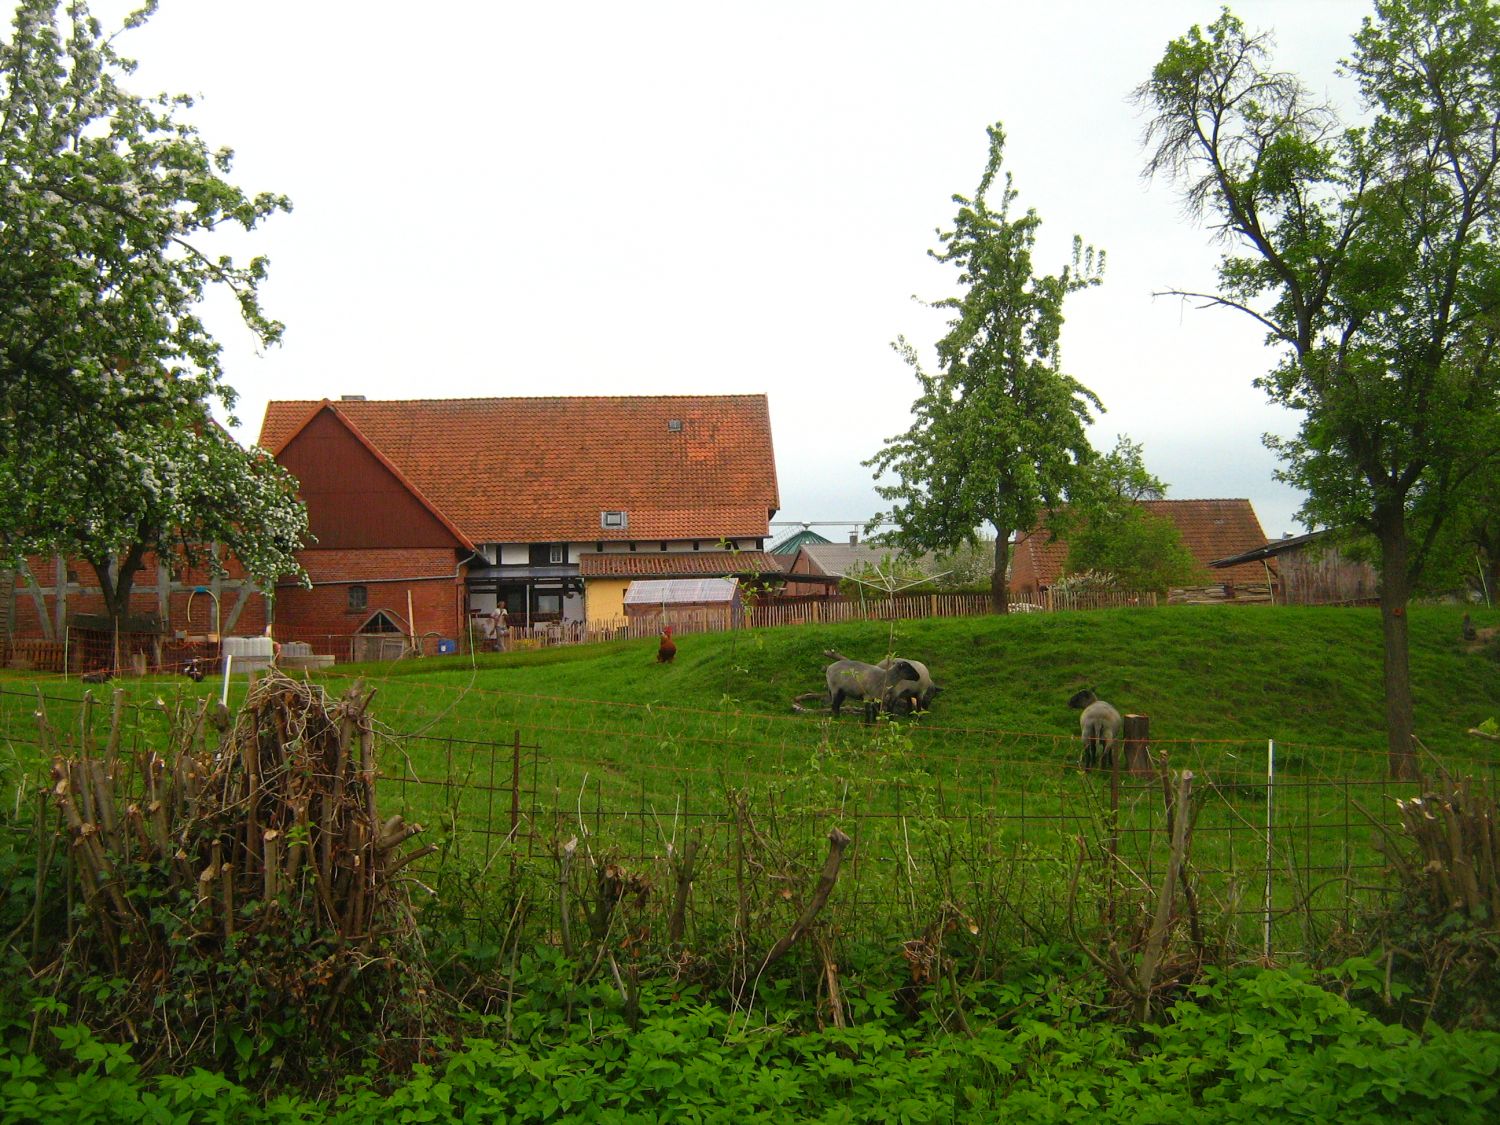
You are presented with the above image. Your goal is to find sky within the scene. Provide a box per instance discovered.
[106,0,1374,543]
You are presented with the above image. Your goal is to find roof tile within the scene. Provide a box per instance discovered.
[260,396,780,543]
[579,550,783,579]
[1016,500,1273,588]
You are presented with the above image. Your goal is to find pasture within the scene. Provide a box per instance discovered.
[5,604,1498,960]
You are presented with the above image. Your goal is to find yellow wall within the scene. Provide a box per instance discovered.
[585,578,630,623]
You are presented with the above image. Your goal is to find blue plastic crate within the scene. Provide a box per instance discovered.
[436,638,457,655]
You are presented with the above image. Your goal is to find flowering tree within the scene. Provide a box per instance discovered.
[0,1,306,637]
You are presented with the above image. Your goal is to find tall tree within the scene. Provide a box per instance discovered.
[0,1,303,638]
[1138,2,1500,777]
[867,123,1105,612]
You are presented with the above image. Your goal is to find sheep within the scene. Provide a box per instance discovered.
[1067,688,1122,770]
[823,650,941,715]
[825,658,921,722]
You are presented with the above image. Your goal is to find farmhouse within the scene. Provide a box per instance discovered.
[1009,499,1274,598]
[257,395,781,649]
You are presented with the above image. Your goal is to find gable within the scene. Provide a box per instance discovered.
[276,408,467,551]
[261,395,780,543]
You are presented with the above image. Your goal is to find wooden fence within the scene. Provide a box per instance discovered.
[3,588,1162,672]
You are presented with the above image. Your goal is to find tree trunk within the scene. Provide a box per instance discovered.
[991,532,1012,614]
[88,549,146,673]
[1375,509,1416,780]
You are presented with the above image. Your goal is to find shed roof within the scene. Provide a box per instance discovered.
[623,578,738,605]
[579,550,782,579]
[794,543,935,578]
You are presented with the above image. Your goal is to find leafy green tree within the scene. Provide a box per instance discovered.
[1063,507,1202,593]
[1137,2,1500,776]
[1057,437,1197,593]
[867,123,1105,613]
[0,1,303,638]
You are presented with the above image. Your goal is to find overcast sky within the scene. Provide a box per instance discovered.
[109,0,1374,542]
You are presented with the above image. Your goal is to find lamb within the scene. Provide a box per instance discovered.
[1067,688,1122,770]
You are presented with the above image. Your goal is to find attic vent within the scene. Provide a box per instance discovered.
[601,510,628,529]
[667,419,683,432]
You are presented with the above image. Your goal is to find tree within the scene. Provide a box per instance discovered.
[1058,437,1199,592]
[1063,507,1202,593]
[0,1,303,640]
[866,123,1105,613]
[1137,2,1500,777]
[2,414,308,633]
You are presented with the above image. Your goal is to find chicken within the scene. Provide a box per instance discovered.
[657,625,677,664]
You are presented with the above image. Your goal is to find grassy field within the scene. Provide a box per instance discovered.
[4,603,1497,955]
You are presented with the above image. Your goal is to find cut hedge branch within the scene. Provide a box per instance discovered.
[760,827,852,970]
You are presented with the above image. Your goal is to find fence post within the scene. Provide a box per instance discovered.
[1263,739,1276,962]
[511,730,522,840]
[1124,714,1151,774]
[1107,736,1120,925]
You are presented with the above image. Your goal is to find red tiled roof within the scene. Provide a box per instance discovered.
[1015,500,1274,589]
[259,396,779,543]
[281,548,460,586]
[578,550,783,579]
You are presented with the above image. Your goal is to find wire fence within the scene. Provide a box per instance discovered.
[9,677,1491,969]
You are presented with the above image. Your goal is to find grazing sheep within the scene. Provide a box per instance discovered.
[1068,688,1122,770]
[823,649,941,715]
[825,658,921,722]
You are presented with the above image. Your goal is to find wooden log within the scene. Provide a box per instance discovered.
[760,827,852,970]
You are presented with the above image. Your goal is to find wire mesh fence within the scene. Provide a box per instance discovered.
[4,677,1493,966]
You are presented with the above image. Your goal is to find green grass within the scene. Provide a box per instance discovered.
[4,604,1496,954]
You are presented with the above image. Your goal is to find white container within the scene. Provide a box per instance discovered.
[222,635,275,674]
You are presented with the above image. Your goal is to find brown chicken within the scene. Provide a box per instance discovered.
[657,625,676,664]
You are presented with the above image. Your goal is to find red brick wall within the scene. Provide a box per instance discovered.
[273,575,466,649]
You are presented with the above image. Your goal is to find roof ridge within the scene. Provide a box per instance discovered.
[266,393,769,405]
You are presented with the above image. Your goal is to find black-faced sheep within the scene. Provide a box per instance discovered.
[825,658,922,722]
[823,649,941,715]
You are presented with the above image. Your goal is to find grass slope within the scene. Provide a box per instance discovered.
[352,604,1499,755]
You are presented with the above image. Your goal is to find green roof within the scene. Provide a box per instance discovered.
[769,528,833,555]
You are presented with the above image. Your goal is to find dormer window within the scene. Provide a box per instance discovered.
[668,419,683,432]
[601,510,628,529]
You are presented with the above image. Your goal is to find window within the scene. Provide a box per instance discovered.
[348,585,367,612]
[601,510,627,529]
[549,545,565,565]
[535,594,562,616]
[667,419,683,432]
